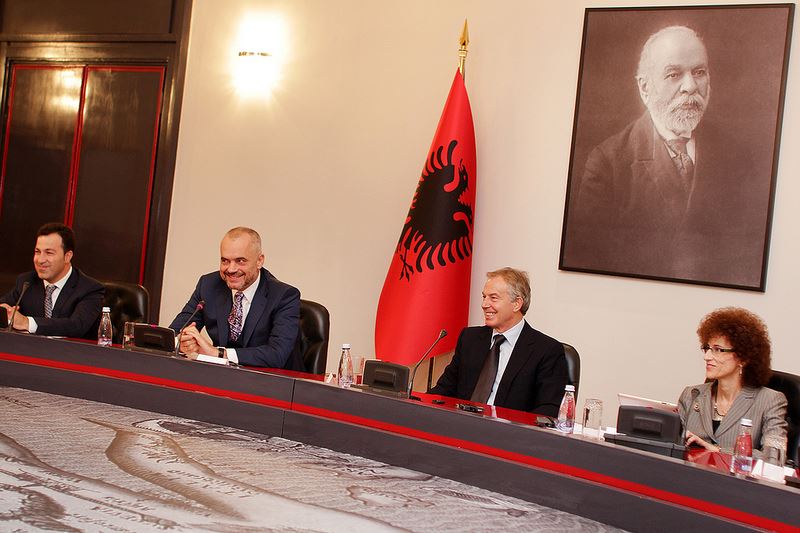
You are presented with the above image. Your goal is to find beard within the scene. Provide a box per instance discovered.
[650,87,709,135]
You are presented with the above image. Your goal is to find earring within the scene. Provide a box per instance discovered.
[739,366,743,376]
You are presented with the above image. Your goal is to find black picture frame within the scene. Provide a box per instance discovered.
[559,4,794,291]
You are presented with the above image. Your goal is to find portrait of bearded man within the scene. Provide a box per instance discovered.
[560,10,792,290]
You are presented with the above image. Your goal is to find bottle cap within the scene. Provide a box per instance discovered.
[342,343,351,349]
[740,418,753,427]
[565,384,575,392]
[102,306,111,312]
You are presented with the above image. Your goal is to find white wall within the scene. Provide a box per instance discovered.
[162,0,800,424]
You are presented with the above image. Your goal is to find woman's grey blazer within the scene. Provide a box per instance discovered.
[678,382,787,455]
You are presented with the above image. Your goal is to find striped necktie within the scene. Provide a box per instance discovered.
[44,284,57,319]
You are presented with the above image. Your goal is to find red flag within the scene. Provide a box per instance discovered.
[375,69,476,366]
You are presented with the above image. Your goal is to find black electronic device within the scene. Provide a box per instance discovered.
[616,405,683,444]
[351,360,410,398]
[535,415,556,428]
[456,403,484,413]
[607,405,686,459]
[0,310,8,329]
[133,324,177,354]
[604,433,687,459]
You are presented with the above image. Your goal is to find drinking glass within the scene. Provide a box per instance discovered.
[581,398,603,438]
[762,434,787,466]
[122,322,136,350]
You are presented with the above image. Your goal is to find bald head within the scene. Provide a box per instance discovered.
[636,26,710,136]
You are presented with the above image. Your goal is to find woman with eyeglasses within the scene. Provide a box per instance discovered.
[678,307,787,454]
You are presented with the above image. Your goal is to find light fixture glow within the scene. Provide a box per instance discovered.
[232,14,288,99]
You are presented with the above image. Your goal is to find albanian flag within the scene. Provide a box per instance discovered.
[375,69,476,366]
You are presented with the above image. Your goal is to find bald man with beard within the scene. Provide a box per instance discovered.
[563,26,767,287]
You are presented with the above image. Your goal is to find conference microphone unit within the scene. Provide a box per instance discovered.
[408,329,447,400]
[7,281,30,332]
[174,300,205,357]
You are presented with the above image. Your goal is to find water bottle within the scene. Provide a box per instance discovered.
[338,343,354,388]
[731,418,753,477]
[556,384,576,433]
[97,306,113,347]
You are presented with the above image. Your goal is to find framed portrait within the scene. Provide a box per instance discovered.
[559,4,794,291]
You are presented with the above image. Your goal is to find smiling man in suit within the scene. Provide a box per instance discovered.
[429,268,568,416]
[1,222,104,338]
[170,226,302,369]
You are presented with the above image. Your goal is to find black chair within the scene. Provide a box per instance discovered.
[101,280,149,344]
[297,299,330,375]
[562,343,581,399]
[767,369,800,465]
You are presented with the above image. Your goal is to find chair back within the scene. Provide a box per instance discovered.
[298,299,330,374]
[562,343,581,399]
[767,369,800,465]
[101,281,149,344]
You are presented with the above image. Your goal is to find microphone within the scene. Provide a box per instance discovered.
[408,329,447,399]
[174,300,205,356]
[8,281,30,332]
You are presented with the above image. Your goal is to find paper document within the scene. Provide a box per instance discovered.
[617,393,678,413]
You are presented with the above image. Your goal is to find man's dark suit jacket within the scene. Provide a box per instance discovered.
[564,111,768,287]
[429,321,569,417]
[169,268,303,370]
[0,269,104,339]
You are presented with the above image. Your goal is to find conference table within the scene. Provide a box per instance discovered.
[0,331,797,532]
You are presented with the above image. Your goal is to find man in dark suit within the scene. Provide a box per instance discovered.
[170,227,302,369]
[430,268,568,416]
[1,222,104,339]
[563,25,767,287]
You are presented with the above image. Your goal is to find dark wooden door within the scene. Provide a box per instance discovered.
[0,62,165,288]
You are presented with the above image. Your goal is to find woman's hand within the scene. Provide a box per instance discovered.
[685,430,720,452]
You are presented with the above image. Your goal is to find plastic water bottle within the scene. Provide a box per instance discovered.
[338,343,354,388]
[556,384,576,433]
[731,418,753,477]
[97,306,113,347]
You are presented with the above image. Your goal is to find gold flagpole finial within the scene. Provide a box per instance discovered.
[458,19,469,79]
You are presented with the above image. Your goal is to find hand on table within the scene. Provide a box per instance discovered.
[685,430,720,452]
[1,303,29,331]
[178,323,216,359]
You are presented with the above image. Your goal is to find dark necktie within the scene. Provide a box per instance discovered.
[228,291,244,342]
[470,334,506,404]
[665,137,694,191]
[44,284,56,319]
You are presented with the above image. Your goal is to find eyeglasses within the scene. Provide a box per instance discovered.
[700,345,735,355]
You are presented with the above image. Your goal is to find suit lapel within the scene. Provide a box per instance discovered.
[240,269,268,347]
[696,384,716,440]
[467,327,494,392]
[216,286,232,346]
[718,386,757,437]
[494,322,533,405]
[51,269,79,317]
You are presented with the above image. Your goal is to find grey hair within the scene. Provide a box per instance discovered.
[487,267,531,315]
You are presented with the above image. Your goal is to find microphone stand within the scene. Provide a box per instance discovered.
[408,329,447,400]
[174,301,205,357]
[8,281,30,332]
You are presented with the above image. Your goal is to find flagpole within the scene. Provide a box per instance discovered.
[458,19,469,80]
[425,19,470,395]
